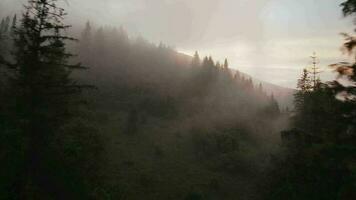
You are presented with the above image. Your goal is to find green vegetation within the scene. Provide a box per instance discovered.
[0,0,355,199]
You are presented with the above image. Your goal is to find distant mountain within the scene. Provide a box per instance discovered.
[236,70,295,110]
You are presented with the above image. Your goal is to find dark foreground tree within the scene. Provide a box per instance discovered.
[0,0,101,199]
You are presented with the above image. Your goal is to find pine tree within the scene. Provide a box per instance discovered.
[216,61,221,68]
[234,71,240,80]
[6,0,94,198]
[3,16,10,33]
[81,21,92,47]
[191,51,201,68]
[0,15,15,63]
[79,21,92,63]
[270,94,280,115]
[11,14,17,31]
[0,19,5,36]
[329,0,356,139]
[246,77,254,89]
[223,58,229,70]
[297,68,312,93]
[0,16,10,42]
[294,68,312,111]
[208,56,214,67]
[258,83,263,93]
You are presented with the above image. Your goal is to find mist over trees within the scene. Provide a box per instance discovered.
[71,21,284,199]
[0,0,355,200]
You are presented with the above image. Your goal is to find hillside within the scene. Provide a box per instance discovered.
[73,24,289,199]
[178,52,295,109]
[1,1,355,200]
[237,71,295,110]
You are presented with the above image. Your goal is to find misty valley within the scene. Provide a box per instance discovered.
[0,0,355,200]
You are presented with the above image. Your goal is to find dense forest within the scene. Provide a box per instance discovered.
[0,0,355,199]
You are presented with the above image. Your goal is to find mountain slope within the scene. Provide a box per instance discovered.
[236,71,295,110]
[179,52,295,109]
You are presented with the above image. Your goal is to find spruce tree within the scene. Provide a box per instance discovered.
[0,16,10,50]
[330,0,356,126]
[79,21,92,63]
[3,16,10,33]
[216,61,221,68]
[223,58,229,70]
[191,51,200,67]
[258,83,263,92]
[6,0,93,198]
[262,94,281,117]
[11,14,17,31]
[294,68,312,111]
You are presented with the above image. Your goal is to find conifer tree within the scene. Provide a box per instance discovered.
[329,0,356,138]
[269,94,280,115]
[216,61,221,68]
[246,77,254,89]
[234,71,241,81]
[3,16,10,33]
[258,83,263,93]
[0,16,10,41]
[11,14,17,30]
[79,21,92,63]
[81,21,92,47]
[294,68,312,111]
[208,56,214,67]
[191,51,201,68]
[297,68,312,93]
[6,0,94,198]
[223,58,229,70]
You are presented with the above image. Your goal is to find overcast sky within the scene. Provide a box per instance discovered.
[1,0,353,88]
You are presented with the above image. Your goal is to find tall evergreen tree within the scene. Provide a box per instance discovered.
[297,68,312,92]
[329,0,356,131]
[2,16,10,33]
[294,68,312,111]
[11,14,17,30]
[2,0,96,198]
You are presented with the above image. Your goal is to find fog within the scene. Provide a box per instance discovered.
[1,0,353,88]
[1,0,355,199]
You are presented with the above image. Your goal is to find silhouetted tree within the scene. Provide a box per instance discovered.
[1,0,99,198]
[294,68,312,111]
[191,51,201,68]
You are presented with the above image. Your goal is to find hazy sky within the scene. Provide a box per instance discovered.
[1,0,353,88]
